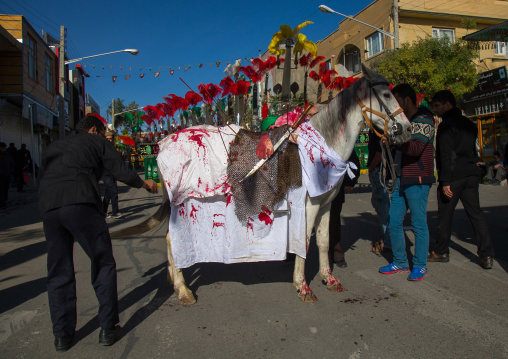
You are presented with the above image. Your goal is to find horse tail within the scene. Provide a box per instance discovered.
[110,173,171,238]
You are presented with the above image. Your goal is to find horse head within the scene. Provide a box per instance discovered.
[359,64,412,146]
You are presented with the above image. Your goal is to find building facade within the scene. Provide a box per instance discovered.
[0,15,58,168]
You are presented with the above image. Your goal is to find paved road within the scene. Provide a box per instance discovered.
[0,176,507,358]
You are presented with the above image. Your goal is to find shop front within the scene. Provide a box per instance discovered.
[462,66,508,159]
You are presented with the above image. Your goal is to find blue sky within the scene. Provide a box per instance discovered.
[2,0,374,118]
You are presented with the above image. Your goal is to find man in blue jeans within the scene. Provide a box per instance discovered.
[379,84,436,281]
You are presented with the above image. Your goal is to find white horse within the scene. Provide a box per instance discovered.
[112,65,411,305]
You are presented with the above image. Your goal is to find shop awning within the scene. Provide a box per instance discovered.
[462,21,508,49]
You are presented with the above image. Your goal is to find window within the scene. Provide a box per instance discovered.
[494,42,506,55]
[27,35,37,80]
[325,60,331,70]
[366,32,384,58]
[432,28,455,42]
[45,54,53,92]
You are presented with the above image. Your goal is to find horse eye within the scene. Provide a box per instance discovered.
[383,93,391,99]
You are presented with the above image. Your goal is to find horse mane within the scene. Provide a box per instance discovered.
[310,70,390,147]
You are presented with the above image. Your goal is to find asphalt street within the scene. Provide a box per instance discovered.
[0,175,507,359]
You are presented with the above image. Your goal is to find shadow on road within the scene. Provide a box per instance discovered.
[0,240,47,272]
[73,262,172,345]
[0,276,47,314]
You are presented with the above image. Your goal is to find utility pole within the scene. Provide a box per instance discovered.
[58,25,66,139]
[393,0,399,50]
[111,98,115,130]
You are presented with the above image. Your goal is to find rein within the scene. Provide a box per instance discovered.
[355,80,404,194]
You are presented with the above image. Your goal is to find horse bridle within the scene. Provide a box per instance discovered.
[355,80,405,143]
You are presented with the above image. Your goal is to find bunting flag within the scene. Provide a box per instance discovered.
[155,72,160,77]
[140,74,145,78]
[112,76,117,83]
[216,62,221,67]
[199,64,204,68]
[184,66,191,71]
[170,70,174,75]
[125,75,130,80]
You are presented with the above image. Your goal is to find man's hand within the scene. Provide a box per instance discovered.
[143,179,158,194]
[442,185,453,198]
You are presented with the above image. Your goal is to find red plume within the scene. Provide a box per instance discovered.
[318,62,328,78]
[309,56,325,68]
[154,103,166,120]
[118,135,135,147]
[239,65,257,79]
[322,69,338,88]
[141,114,154,126]
[265,56,278,70]
[185,91,203,106]
[199,83,222,103]
[299,53,313,68]
[262,103,269,119]
[251,58,266,72]
[88,113,107,126]
[220,76,236,97]
[233,80,251,96]
[309,71,320,82]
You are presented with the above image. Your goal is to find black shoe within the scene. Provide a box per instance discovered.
[99,325,121,346]
[334,260,348,268]
[54,335,74,352]
[479,256,494,269]
[427,251,450,263]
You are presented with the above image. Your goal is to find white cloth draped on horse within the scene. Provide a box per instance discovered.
[157,124,356,268]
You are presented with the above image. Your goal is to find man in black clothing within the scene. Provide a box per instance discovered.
[429,90,494,269]
[102,132,121,218]
[329,150,361,267]
[39,115,158,352]
[0,142,14,207]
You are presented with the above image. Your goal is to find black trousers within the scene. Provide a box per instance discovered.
[329,194,345,263]
[43,204,119,338]
[0,174,9,206]
[102,174,119,215]
[436,175,494,258]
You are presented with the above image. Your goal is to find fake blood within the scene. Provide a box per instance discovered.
[212,214,225,228]
[190,204,198,220]
[258,206,273,225]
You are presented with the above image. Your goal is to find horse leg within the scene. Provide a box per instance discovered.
[166,232,196,306]
[293,199,319,303]
[315,209,345,293]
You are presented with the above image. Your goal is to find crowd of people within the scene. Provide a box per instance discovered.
[353,87,502,282]
[0,142,34,207]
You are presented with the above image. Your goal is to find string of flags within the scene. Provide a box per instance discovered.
[82,57,259,82]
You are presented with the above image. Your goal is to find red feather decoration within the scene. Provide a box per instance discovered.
[118,135,135,147]
[185,91,203,106]
[239,65,257,80]
[321,69,338,88]
[206,83,222,99]
[261,103,269,120]
[318,62,328,78]
[233,81,251,96]
[88,113,107,126]
[265,56,278,70]
[299,53,313,68]
[220,77,236,97]
[309,56,325,69]
[154,103,166,120]
[251,58,266,72]
[140,114,154,126]
[309,71,320,82]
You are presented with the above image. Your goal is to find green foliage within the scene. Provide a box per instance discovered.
[106,99,142,135]
[371,37,478,100]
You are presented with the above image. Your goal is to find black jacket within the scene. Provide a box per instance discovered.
[39,133,144,216]
[436,107,482,186]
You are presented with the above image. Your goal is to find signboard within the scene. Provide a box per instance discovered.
[473,66,507,93]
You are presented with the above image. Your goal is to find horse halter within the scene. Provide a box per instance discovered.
[355,79,405,142]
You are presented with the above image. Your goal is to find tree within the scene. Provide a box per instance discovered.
[107,99,143,134]
[371,37,478,100]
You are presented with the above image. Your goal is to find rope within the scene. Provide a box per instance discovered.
[379,139,397,194]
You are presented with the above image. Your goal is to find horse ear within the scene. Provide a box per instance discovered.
[361,64,377,82]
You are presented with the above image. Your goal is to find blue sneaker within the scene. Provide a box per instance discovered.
[407,267,427,281]
[379,262,410,274]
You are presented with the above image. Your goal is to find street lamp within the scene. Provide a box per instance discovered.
[65,49,139,65]
[318,5,394,38]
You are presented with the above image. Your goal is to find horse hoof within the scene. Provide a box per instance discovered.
[179,294,197,306]
[298,291,318,302]
[327,282,345,292]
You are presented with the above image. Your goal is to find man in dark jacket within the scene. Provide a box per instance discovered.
[429,90,494,269]
[379,84,435,281]
[39,115,158,352]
